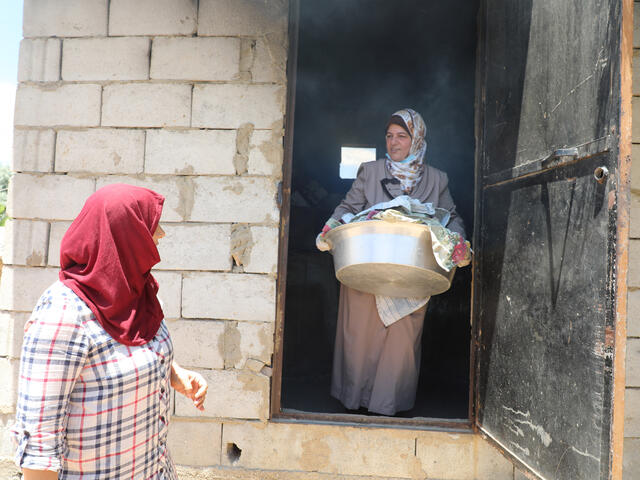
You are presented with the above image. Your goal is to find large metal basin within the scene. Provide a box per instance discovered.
[324,221,455,298]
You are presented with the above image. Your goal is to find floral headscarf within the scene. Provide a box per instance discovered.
[385,108,427,194]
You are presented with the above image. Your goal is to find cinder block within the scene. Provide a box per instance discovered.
[23,0,108,37]
[252,35,287,84]
[632,144,640,192]
[629,290,640,337]
[182,273,275,321]
[192,84,285,129]
[174,368,269,419]
[624,438,640,480]
[109,0,197,36]
[96,176,191,222]
[198,0,287,36]
[0,266,60,312]
[168,319,224,369]
[18,38,61,82]
[0,312,29,359]
[152,270,182,319]
[627,338,640,387]
[2,219,49,267]
[221,422,428,477]
[636,3,640,49]
[102,84,191,128]
[150,37,240,81]
[8,173,95,221]
[631,240,640,287]
[145,130,236,176]
[156,224,231,271]
[55,129,145,174]
[634,50,640,97]
[12,129,55,172]
[47,221,71,267]
[244,226,278,274]
[190,177,279,223]
[416,433,474,479]
[475,436,517,480]
[168,419,222,467]
[62,37,150,81]
[0,358,19,412]
[14,84,101,127]
[248,130,283,176]
[227,321,274,369]
[632,193,640,238]
[625,388,640,436]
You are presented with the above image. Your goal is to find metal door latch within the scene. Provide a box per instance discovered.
[594,166,609,184]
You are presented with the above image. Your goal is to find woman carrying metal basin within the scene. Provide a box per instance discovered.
[316,108,469,416]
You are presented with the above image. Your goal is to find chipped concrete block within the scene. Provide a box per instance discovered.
[14,84,101,127]
[62,37,150,81]
[151,37,240,81]
[151,270,182,319]
[102,84,191,128]
[8,173,95,221]
[18,38,61,82]
[634,98,640,144]
[12,129,55,172]
[233,124,254,175]
[190,177,279,224]
[475,436,517,480]
[168,419,222,467]
[109,0,197,36]
[23,0,108,37]
[224,321,274,369]
[156,223,231,271]
[416,433,475,479]
[627,338,640,387]
[230,224,252,267]
[55,129,145,174]
[248,128,283,177]
[244,226,279,274]
[0,266,60,312]
[47,221,71,267]
[625,388,640,436]
[145,130,236,176]
[631,240,640,287]
[634,50,640,97]
[0,358,19,413]
[96,175,191,223]
[198,0,287,36]
[252,34,288,84]
[168,319,224,369]
[174,368,269,419]
[192,84,285,129]
[221,422,429,477]
[629,290,640,337]
[182,273,275,322]
[636,3,640,49]
[2,219,49,267]
[0,312,29,359]
[624,438,640,480]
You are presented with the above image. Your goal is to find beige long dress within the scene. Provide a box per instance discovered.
[330,285,428,415]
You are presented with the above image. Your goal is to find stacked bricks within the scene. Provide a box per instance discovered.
[626,3,640,478]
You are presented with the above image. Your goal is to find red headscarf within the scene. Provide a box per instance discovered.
[59,184,165,346]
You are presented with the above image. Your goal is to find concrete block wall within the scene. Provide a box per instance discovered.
[627,4,640,478]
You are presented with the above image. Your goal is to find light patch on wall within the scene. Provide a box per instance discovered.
[340,146,376,179]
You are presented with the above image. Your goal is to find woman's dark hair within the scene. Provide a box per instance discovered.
[385,115,411,137]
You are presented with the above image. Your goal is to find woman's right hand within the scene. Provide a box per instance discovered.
[315,218,341,252]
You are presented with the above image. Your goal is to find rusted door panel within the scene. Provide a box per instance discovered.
[477,154,614,479]
[475,0,622,478]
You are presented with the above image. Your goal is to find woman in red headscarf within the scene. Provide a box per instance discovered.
[12,184,207,480]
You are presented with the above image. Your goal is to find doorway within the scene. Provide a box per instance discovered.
[276,0,479,422]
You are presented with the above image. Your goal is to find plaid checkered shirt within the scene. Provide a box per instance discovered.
[12,281,177,479]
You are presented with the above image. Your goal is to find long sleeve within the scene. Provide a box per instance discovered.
[12,290,90,472]
[437,172,466,238]
[330,163,369,222]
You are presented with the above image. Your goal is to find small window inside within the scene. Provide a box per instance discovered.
[339,146,376,179]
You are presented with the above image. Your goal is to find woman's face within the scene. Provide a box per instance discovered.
[152,224,165,245]
[385,124,412,162]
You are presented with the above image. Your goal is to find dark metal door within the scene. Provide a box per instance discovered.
[474,1,628,478]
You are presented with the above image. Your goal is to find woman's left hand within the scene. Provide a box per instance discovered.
[170,362,208,411]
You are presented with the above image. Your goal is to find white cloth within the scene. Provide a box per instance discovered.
[375,294,430,327]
